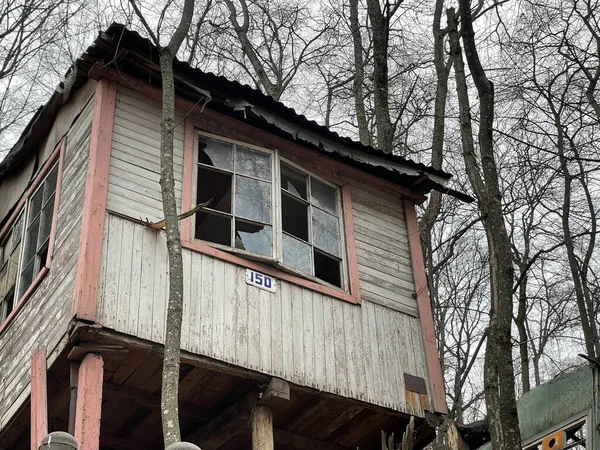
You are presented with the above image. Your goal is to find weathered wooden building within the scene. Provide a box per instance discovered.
[0,24,468,450]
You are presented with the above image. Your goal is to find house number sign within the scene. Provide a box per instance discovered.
[245,269,276,293]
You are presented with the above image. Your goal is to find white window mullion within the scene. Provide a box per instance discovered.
[274,152,282,263]
[14,200,30,300]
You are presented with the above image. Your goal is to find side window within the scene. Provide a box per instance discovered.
[280,163,343,287]
[0,213,24,323]
[195,137,273,257]
[19,163,59,298]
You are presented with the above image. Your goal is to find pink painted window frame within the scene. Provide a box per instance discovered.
[181,118,361,304]
[0,138,66,334]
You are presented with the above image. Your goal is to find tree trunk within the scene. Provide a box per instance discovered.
[365,0,393,153]
[349,0,370,146]
[158,47,186,446]
[450,3,521,449]
[515,265,530,393]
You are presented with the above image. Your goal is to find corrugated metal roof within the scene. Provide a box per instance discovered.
[0,23,472,202]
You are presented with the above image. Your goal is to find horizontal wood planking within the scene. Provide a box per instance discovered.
[107,87,184,221]
[349,183,417,315]
[97,214,430,415]
[0,98,94,428]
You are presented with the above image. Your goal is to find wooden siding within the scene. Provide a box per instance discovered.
[350,183,416,316]
[97,213,429,415]
[107,86,417,315]
[0,96,94,429]
[107,87,183,221]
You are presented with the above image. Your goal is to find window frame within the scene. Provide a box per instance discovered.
[182,121,360,304]
[0,139,65,332]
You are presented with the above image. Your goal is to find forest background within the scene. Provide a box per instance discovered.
[1,0,599,446]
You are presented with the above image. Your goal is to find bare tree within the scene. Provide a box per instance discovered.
[127,0,195,445]
[449,1,521,448]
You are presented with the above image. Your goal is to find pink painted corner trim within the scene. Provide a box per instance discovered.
[74,353,104,450]
[72,79,117,321]
[341,184,361,300]
[404,200,447,414]
[30,348,48,450]
[181,118,360,305]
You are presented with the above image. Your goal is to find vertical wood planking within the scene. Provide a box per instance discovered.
[211,259,225,361]
[151,232,167,343]
[302,291,314,386]
[259,289,273,373]
[291,285,304,383]
[223,263,237,365]
[280,282,294,379]
[270,281,283,377]
[199,255,213,356]
[127,224,142,337]
[96,214,433,416]
[138,227,156,341]
[234,266,248,367]
[188,251,202,354]
[312,293,326,389]
[116,220,134,332]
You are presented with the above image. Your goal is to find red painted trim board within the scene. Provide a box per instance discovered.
[181,118,361,304]
[89,66,426,204]
[404,200,447,414]
[74,353,104,450]
[30,348,48,450]
[72,78,117,321]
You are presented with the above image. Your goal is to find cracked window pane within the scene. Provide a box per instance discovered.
[199,138,233,171]
[236,146,271,180]
[312,207,340,257]
[311,178,337,214]
[235,220,272,256]
[235,175,271,224]
[281,163,307,199]
[283,234,312,274]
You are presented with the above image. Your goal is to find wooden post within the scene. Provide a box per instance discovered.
[251,405,274,450]
[74,353,104,450]
[31,348,48,450]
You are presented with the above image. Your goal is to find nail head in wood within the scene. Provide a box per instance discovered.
[39,431,78,449]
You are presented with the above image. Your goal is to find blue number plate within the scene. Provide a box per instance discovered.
[245,269,276,293]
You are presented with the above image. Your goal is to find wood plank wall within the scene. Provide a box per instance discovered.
[0,95,94,429]
[98,86,431,415]
[97,214,428,414]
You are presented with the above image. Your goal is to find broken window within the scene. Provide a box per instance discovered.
[280,163,342,287]
[195,138,273,257]
[193,134,345,289]
[0,161,59,325]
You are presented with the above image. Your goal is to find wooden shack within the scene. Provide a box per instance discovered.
[0,24,467,450]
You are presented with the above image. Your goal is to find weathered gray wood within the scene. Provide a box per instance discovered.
[251,406,274,450]
[0,96,93,428]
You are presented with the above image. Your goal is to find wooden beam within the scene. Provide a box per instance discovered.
[274,429,351,450]
[259,378,290,407]
[184,390,258,449]
[251,406,273,450]
[30,348,48,450]
[74,353,104,450]
[70,324,269,383]
[102,382,208,422]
